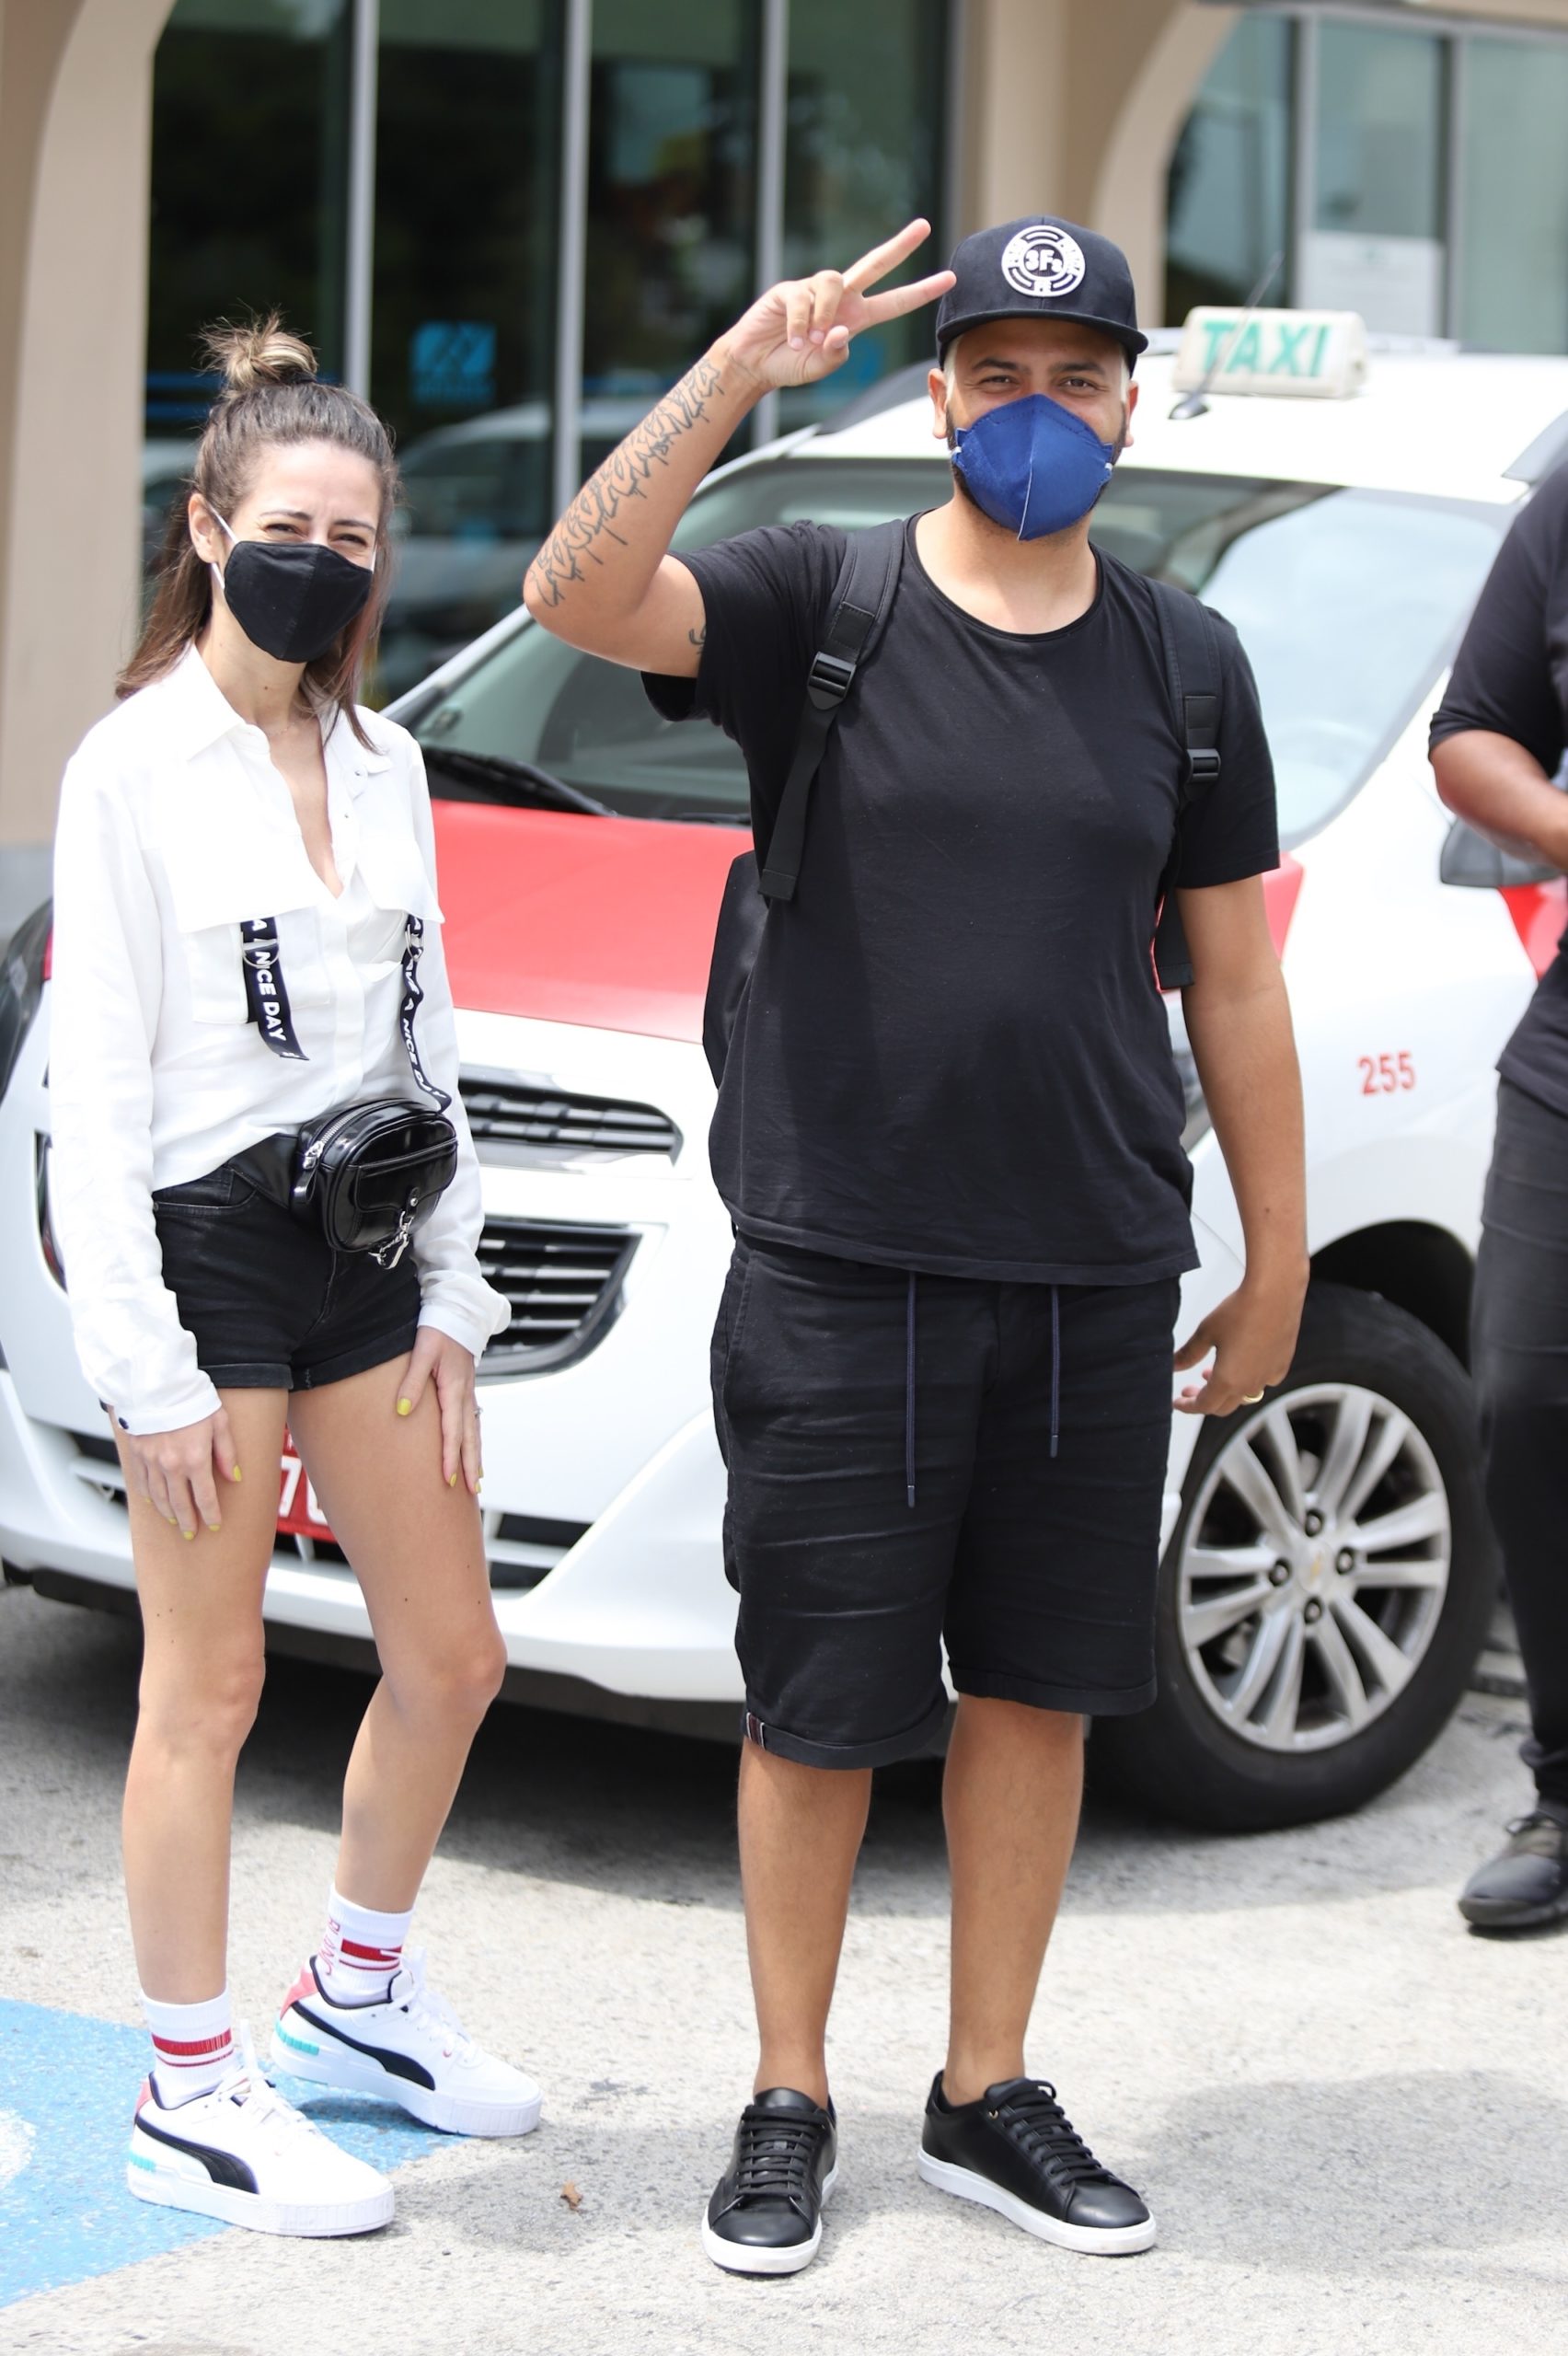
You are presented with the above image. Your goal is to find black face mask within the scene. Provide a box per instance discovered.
[211,511,375,664]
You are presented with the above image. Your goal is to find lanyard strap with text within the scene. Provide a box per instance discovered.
[240,913,451,1114]
[239,918,306,1062]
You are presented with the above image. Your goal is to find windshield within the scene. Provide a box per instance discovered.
[409,456,1506,843]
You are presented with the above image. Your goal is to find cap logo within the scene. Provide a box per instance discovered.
[1000,225,1087,302]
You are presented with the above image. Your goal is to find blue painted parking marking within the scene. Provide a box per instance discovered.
[0,2000,445,2308]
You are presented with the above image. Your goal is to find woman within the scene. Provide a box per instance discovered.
[50,318,538,2238]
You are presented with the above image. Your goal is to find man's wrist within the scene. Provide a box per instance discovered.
[707,334,768,408]
[1239,1250,1309,1304]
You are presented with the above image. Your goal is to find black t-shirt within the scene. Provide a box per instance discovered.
[1431,460,1568,1120]
[646,518,1279,1283]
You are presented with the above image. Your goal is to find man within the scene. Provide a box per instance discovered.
[525,216,1306,2271]
[1432,462,1568,1933]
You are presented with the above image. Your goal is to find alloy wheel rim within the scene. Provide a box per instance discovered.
[1176,1383,1451,1754]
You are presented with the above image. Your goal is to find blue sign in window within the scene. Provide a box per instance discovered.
[410,322,497,410]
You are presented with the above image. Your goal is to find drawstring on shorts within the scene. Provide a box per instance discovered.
[905,1271,917,1509]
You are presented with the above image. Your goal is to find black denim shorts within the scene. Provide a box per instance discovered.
[711,1235,1181,1770]
[151,1159,421,1394]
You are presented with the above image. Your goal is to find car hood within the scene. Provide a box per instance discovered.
[431,802,1305,1046]
[432,802,742,1044]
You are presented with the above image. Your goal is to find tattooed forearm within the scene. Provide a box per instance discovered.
[528,359,728,611]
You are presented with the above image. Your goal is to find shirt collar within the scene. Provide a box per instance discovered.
[160,643,393,779]
[163,642,250,760]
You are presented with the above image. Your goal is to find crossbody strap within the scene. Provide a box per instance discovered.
[396,916,452,1113]
[1148,581,1225,991]
[755,517,906,905]
[239,912,451,1114]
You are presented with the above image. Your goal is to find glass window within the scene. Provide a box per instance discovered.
[1458,38,1568,356]
[1148,482,1501,844]
[1300,23,1447,335]
[372,0,561,700]
[410,458,943,823]
[777,0,949,428]
[409,456,1503,847]
[579,1,758,480]
[146,0,352,433]
[1165,15,1293,321]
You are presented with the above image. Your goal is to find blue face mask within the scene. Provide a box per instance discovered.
[951,392,1118,540]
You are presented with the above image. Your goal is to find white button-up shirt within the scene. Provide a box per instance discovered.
[49,644,509,1434]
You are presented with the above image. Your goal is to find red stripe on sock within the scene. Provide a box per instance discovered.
[339,1939,401,1964]
[152,2031,234,2059]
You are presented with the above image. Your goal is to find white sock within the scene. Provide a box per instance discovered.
[316,1885,414,2007]
[143,1988,234,2107]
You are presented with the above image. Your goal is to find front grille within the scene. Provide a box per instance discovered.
[478,1217,637,1370]
[459,1070,680,1161]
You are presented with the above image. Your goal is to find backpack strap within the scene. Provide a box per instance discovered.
[756,517,906,904]
[1148,579,1225,990]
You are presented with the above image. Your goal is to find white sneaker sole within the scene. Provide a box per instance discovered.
[700,2162,838,2276]
[127,2141,393,2238]
[271,2020,542,2139]
[917,2149,1156,2255]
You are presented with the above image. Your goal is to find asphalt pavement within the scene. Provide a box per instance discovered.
[2,1575,1566,2356]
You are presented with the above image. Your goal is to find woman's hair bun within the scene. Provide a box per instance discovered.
[202,312,317,396]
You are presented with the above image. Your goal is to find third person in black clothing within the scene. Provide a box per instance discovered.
[525,216,1307,2269]
[1433,456,1568,1933]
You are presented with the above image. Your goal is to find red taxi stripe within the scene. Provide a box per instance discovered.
[432,805,737,1045]
[1501,879,1568,979]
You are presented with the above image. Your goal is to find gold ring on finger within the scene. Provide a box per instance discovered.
[1241,1390,1265,1404]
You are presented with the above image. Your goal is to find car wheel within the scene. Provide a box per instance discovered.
[1094,1280,1496,1832]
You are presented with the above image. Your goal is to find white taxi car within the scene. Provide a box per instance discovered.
[3,315,1560,1830]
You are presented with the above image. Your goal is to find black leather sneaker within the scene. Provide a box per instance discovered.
[919,2073,1154,2255]
[701,2087,837,2275]
[1458,1807,1568,1932]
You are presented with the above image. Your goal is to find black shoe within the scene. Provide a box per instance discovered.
[1458,1807,1568,1932]
[701,2087,837,2275]
[919,2073,1155,2255]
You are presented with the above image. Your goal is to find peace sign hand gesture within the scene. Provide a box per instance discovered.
[721,218,956,392]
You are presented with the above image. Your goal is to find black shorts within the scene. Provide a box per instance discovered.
[711,1237,1181,1770]
[151,1159,421,1394]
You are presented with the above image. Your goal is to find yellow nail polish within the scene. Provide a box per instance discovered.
[207,1521,221,1532]
[182,1530,194,1543]
[232,1466,243,1484]
[448,1472,458,1487]
[397,1398,412,1417]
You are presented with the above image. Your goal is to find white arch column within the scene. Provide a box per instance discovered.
[0,0,174,911]
[953,0,1237,318]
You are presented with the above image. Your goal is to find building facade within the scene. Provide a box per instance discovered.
[1170,2,1568,349]
[6,0,1568,914]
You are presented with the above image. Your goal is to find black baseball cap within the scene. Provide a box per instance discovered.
[935,215,1147,366]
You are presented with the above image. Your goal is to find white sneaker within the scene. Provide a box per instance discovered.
[271,1950,543,2138]
[127,2027,394,2237]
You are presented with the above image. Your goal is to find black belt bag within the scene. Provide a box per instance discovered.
[237,911,458,1268]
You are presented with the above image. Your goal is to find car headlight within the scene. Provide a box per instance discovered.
[0,901,50,1106]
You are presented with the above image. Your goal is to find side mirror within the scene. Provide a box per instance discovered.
[1438,818,1561,890]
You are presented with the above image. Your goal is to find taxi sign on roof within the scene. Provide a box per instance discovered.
[1173,307,1368,400]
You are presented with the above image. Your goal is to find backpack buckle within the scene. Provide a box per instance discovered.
[1186,747,1221,786]
[806,650,857,708]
